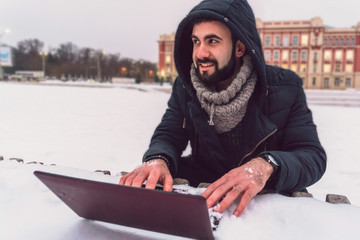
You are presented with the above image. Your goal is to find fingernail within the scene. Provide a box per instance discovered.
[233,211,240,217]
[214,203,221,211]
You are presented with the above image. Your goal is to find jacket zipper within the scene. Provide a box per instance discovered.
[238,128,277,167]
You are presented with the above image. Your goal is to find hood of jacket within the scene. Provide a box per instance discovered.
[174,0,267,95]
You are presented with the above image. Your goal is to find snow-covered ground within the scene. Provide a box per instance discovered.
[1,81,360,240]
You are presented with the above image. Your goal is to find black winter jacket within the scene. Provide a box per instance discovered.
[143,0,326,193]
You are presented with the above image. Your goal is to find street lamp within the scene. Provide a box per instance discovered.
[39,51,48,77]
[0,28,11,79]
[95,50,106,82]
[160,70,165,86]
[121,67,127,76]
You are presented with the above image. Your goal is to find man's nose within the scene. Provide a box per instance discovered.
[196,44,210,60]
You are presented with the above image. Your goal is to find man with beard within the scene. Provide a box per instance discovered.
[120,0,326,217]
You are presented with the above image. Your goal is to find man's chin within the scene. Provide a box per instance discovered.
[195,68,217,86]
[199,74,218,86]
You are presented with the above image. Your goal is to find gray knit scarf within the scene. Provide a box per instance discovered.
[190,54,257,133]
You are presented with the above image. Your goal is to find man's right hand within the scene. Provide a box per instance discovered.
[119,159,173,192]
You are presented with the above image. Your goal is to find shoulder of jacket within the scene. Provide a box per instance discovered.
[265,65,303,88]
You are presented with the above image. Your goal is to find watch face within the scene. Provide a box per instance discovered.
[266,155,279,167]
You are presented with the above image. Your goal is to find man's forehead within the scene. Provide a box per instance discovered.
[192,20,231,37]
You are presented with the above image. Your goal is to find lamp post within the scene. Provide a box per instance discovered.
[39,51,48,77]
[160,70,165,86]
[88,50,106,82]
[94,50,106,82]
[0,28,11,79]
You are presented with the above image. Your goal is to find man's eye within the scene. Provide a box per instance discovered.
[209,39,218,44]
[192,39,200,44]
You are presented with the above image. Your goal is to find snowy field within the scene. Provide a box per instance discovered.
[1,81,360,240]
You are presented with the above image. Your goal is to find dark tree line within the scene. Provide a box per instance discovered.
[6,39,158,82]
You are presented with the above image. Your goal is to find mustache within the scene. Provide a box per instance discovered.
[196,58,218,66]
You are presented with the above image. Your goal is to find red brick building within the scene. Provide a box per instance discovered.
[158,17,360,89]
[158,33,177,82]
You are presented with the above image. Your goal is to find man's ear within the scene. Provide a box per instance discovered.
[235,40,246,57]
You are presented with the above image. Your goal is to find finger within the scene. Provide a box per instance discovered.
[124,173,137,186]
[120,168,140,185]
[201,176,228,199]
[132,170,149,188]
[145,169,160,190]
[119,174,127,185]
[162,174,173,192]
[205,182,233,209]
[214,185,245,213]
[233,190,254,217]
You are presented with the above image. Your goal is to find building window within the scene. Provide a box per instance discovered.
[314,52,318,61]
[324,64,331,73]
[346,38,350,45]
[301,35,309,46]
[345,64,353,72]
[324,50,332,61]
[292,35,299,46]
[324,78,329,88]
[282,64,289,69]
[341,38,344,46]
[273,51,279,60]
[335,50,343,61]
[165,45,172,52]
[282,50,289,61]
[265,51,271,61]
[334,78,340,86]
[346,78,351,87]
[300,64,307,72]
[324,38,328,46]
[330,38,333,46]
[301,51,307,61]
[352,38,356,46]
[335,38,339,46]
[291,64,297,72]
[265,36,271,46]
[346,50,354,61]
[313,63,317,73]
[292,51,298,61]
[275,36,280,46]
[312,77,316,86]
[335,64,341,72]
[165,55,171,64]
[283,36,289,47]
[314,37,318,46]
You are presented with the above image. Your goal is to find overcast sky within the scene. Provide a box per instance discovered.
[1,0,359,62]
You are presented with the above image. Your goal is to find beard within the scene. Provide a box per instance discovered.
[194,50,237,87]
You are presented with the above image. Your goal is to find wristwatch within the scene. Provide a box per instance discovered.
[262,154,280,170]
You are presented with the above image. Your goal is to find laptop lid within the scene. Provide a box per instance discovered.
[34,171,214,240]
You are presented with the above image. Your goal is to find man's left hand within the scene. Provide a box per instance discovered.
[201,157,274,217]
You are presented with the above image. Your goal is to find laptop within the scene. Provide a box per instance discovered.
[34,171,214,240]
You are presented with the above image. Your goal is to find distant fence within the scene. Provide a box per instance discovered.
[305,89,360,107]
[111,78,135,84]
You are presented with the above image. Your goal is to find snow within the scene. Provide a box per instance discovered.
[1,81,360,240]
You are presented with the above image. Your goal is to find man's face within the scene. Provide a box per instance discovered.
[191,21,236,85]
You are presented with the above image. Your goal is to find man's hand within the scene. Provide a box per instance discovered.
[119,159,173,192]
[201,157,274,217]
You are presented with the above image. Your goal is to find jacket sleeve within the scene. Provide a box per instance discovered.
[261,73,327,193]
[142,78,189,175]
